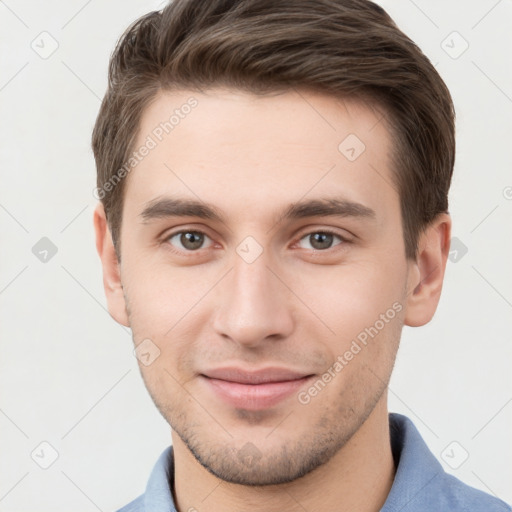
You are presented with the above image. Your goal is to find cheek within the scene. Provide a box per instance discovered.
[122,259,218,335]
[297,260,405,339]
[123,263,215,380]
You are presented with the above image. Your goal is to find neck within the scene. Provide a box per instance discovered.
[172,398,395,512]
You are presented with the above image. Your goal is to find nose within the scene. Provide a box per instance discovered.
[212,250,295,348]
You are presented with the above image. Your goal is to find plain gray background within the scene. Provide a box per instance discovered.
[1,0,511,510]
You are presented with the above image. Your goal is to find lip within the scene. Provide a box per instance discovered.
[200,367,314,410]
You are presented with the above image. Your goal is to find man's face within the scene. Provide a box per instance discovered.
[113,88,415,484]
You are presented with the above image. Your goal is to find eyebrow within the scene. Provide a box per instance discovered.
[139,196,376,225]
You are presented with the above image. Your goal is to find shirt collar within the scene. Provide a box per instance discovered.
[143,444,176,512]
[380,413,443,511]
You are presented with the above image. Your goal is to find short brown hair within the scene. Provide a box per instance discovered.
[92,0,455,260]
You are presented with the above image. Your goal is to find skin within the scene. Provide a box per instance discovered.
[94,88,451,512]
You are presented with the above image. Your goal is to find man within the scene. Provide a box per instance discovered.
[92,0,510,510]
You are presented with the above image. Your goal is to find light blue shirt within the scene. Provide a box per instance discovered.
[117,413,510,511]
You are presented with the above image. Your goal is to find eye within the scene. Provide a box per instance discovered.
[166,230,213,251]
[297,231,345,250]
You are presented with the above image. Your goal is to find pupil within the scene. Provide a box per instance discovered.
[181,232,203,250]
[311,232,332,250]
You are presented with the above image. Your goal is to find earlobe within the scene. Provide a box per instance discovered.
[403,213,452,327]
[93,203,130,327]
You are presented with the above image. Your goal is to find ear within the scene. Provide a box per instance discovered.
[93,203,130,327]
[403,213,452,327]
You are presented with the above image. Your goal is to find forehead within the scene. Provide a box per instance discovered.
[123,88,398,225]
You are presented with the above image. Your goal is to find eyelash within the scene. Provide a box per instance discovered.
[161,228,351,255]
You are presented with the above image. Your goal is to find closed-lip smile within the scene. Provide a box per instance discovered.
[200,366,314,410]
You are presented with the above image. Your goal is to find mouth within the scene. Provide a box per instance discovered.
[200,366,315,410]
